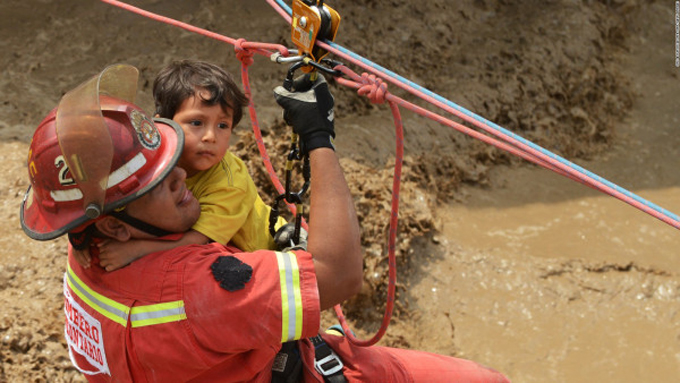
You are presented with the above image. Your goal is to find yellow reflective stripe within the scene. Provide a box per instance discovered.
[66,264,187,328]
[276,252,289,342]
[66,264,130,326]
[276,252,304,342]
[289,252,303,340]
[130,301,187,328]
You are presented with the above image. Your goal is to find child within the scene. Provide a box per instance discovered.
[75,60,286,271]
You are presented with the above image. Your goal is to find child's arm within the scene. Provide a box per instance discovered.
[98,230,210,271]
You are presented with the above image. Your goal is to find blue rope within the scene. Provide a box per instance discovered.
[272,0,680,224]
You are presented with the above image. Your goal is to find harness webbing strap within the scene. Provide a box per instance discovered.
[310,335,346,383]
[271,335,347,383]
[271,341,302,383]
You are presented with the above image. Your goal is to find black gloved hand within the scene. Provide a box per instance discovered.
[273,74,335,154]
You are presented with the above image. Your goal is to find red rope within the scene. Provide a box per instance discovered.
[331,71,401,346]
[101,0,666,348]
[235,40,305,226]
[100,0,289,58]
[316,40,680,229]
[100,0,303,223]
[266,0,293,23]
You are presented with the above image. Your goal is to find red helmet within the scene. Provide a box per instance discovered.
[20,64,184,240]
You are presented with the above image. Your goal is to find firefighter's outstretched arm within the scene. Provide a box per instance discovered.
[274,74,362,310]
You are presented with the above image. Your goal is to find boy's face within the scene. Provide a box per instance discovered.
[173,89,234,177]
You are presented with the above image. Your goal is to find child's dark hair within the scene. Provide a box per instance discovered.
[153,60,249,126]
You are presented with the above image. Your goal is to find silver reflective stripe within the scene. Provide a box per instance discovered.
[66,265,187,328]
[281,251,297,340]
[66,270,129,326]
[107,152,146,188]
[51,188,84,202]
[276,252,303,342]
[130,303,187,328]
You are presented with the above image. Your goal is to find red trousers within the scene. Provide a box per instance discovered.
[300,334,510,382]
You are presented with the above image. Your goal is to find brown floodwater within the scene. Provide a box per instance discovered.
[423,171,680,382]
[401,4,680,382]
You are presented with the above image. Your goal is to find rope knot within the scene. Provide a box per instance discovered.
[357,73,388,104]
[234,38,255,67]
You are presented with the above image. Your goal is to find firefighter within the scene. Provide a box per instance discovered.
[21,64,509,382]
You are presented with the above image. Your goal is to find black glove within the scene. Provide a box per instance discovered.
[273,74,335,154]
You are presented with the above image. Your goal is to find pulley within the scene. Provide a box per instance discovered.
[290,0,341,68]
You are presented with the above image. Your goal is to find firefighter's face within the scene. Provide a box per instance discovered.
[125,166,200,234]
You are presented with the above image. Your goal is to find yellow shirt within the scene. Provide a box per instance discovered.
[185,152,285,252]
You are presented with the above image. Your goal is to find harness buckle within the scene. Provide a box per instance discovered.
[314,349,344,376]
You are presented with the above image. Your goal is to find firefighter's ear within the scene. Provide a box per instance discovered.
[95,216,132,242]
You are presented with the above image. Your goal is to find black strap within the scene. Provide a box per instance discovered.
[271,335,347,383]
[271,341,302,383]
[67,224,96,250]
[109,209,174,237]
[310,335,347,383]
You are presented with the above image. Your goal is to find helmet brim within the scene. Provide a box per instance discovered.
[20,117,184,240]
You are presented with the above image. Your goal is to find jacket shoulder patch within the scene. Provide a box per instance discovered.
[210,256,253,292]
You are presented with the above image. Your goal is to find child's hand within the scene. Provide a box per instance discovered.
[97,234,205,272]
[73,248,92,269]
[97,239,143,272]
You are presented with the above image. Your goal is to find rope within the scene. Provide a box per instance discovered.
[99,1,304,224]
[235,39,305,226]
[268,0,680,230]
[332,71,401,346]
[100,0,680,348]
[99,0,289,58]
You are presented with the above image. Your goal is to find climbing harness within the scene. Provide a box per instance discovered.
[269,55,342,246]
[101,0,680,351]
[268,132,310,245]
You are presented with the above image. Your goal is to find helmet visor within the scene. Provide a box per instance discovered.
[56,64,139,218]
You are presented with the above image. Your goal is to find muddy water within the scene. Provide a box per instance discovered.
[426,166,680,382]
[403,3,680,382]
[408,132,680,381]
[444,171,680,271]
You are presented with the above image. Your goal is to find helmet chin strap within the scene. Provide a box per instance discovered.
[66,209,173,254]
[68,225,96,251]
[109,209,174,238]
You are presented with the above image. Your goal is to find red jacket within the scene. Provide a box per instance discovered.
[64,242,510,382]
[64,242,320,382]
